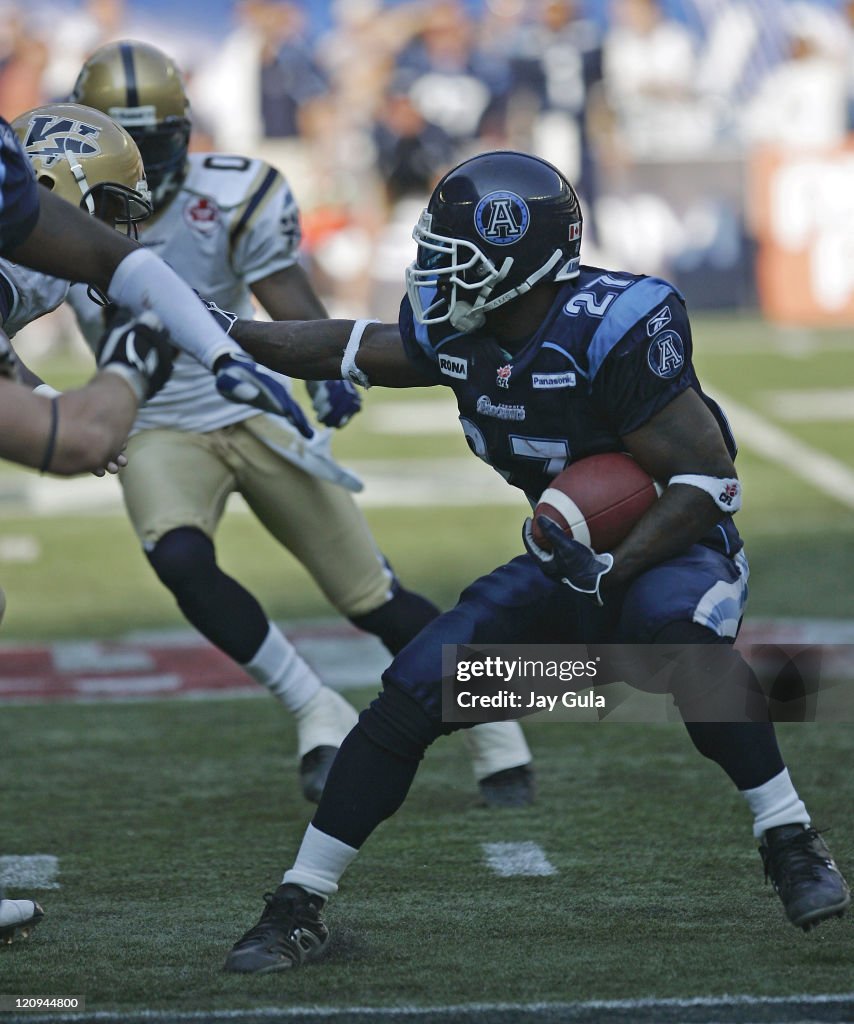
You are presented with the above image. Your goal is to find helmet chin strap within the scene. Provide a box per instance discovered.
[449,302,487,332]
[449,249,566,333]
[69,161,96,215]
[449,255,513,332]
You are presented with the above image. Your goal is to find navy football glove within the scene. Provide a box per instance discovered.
[214,353,314,438]
[523,515,614,606]
[306,379,362,428]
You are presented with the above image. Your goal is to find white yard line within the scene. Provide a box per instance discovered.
[713,390,854,509]
[11,993,854,1023]
[762,388,854,422]
[0,855,60,890]
[482,841,558,878]
[0,457,523,517]
[364,400,460,434]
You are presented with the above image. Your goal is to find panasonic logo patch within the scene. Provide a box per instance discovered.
[532,371,576,390]
[439,354,468,380]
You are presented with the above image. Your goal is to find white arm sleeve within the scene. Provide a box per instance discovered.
[106,248,242,370]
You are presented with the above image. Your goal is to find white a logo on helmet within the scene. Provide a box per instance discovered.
[474,191,529,245]
[23,115,102,169]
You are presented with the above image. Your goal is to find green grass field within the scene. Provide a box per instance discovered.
[2,702,853,1019]
[1,314,854,1023]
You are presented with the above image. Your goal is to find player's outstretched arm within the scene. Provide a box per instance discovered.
[0,314,174,475]
[8,189,237,370]
[8,189,313,420]
[230,318,435,389]
[251,265,362,427]
[2,338,128,478]
[0,372,135,475]
[607,389,739,588]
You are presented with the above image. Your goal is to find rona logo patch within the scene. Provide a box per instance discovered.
[439,354,468,380]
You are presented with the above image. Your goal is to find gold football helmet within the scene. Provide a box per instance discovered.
[70,40,191,208]
[11,103,152,234]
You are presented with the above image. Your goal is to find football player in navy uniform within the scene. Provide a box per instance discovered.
[106,150,854,966]
[216,149,848,969]
[218,150,849,971]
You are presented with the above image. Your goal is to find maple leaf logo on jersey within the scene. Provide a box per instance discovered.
[184,196,221,233]
[496,364,512,389]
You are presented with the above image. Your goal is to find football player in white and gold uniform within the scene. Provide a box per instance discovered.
[68,41,535,807]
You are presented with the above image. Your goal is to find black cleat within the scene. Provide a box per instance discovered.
[0,899,44,945]
[479,764,535,808]
[759,824,851,931]
[299,746,338,804]
[224,884,329,974]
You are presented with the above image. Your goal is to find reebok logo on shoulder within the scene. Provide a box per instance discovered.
[646,306,672,336]
[439,354,468,380]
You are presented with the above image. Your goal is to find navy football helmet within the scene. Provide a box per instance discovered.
[405,151,582,333]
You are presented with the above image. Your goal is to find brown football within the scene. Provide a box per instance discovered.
[532,453,661,553]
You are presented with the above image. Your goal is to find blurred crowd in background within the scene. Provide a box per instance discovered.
[2,0,854,327]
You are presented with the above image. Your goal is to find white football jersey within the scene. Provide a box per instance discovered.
[0,260,70,338]
[68,152,302,434]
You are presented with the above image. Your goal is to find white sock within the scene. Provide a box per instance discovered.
[243,624,321,713]
[742,767,811,839]
[460,721,532,781]
[0,898,39,927]
[282,824,359,897]
[107,249,242,369]
[293,687,359,757]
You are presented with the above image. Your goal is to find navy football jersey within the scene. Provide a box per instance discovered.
[0,116,40,257]
[400,265,741,554]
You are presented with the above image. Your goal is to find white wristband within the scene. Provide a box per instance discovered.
[33,383,61,398]
[100,364,145,403]
[341,319,379,389]
[669,474,742,513]
[106,248,241,370]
